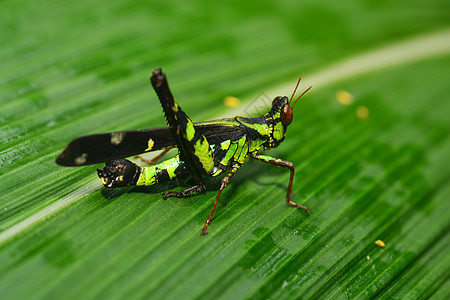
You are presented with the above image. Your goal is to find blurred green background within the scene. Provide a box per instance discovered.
[1,0,449,299]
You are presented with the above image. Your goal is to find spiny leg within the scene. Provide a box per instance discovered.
[202,165,241,235]
[135,148,172,164]
[162,184,206,199]
[251,154,309,214]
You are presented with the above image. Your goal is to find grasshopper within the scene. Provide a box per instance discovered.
[56,69,311,235]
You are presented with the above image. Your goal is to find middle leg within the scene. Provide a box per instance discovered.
[202,164,241,235]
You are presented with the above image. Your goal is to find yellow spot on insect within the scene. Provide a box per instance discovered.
[100,177,107,185]
[194,138,214,173]
[220,140,231,150]
[145,138,155,151]
[110,132,125,145]
[336,90,353,105]
[357,105,370,119]
[223,96,241,108]
[186,122,195,141]
[74,153,88,165]
[375,240,385,248]
[172,102,179,112]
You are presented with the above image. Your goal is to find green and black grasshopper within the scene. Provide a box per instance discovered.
[56,69,312,235]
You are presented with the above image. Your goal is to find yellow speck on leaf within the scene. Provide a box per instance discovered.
[336,90,353,105]
[375,240,385,248]
[224,96,241,108]
[357,105,370,119]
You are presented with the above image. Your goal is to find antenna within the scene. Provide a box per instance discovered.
[289,76,302,105]
[292,85,312,110]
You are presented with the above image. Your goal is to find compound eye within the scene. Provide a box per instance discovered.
[280,104,293,126]
[272,96,283,105]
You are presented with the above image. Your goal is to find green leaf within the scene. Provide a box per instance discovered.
[1,1,449,299]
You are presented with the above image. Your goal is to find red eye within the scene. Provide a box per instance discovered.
[280,104,293,126]
[272,96,283,105]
